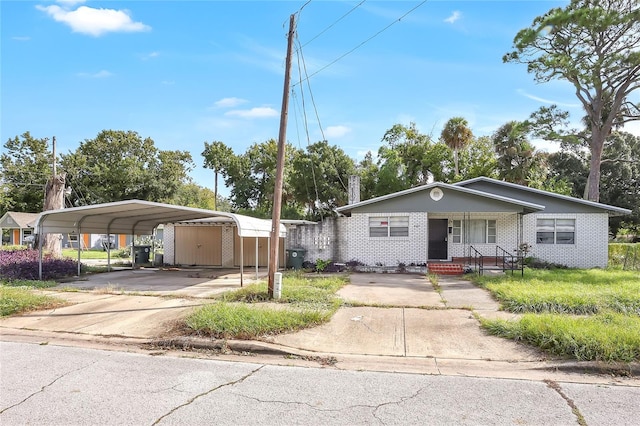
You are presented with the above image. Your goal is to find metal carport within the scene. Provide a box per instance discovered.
[32,199,286,284]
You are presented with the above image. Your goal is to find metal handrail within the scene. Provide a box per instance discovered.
[495,245,524,276]
[469,245,484,275]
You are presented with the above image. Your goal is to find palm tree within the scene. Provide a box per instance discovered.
[440,117,473,176]
[492,121,542,186]
[202,141,234,210]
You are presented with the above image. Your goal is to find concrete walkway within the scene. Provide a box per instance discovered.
[270,273,541,361]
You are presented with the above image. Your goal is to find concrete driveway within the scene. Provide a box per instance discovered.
[0,267,258,340]
[57,267,264,298]
[1,269,542,364]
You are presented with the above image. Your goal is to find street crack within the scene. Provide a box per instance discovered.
[0,360,99,414]
[234,386,427,423]
[152,365,264,425]
[544,379,587,426]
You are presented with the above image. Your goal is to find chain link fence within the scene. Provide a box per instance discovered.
[609,243,640,271]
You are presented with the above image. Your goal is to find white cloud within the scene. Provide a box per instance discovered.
[325,125,352,139]
[516,89,580,108]
[224,107,278,119]
[56,0,85,6]
[142,51,159,60]
[11,36,30,41]
[36,5,151,37]
[215,97,248,108]
[444,11,461,24]
[77,70,112,78]
[161,80,175,85]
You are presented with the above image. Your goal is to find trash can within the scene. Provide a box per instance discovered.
[153,253,164,267]
[286,248,306,270]
[133,245,151,264]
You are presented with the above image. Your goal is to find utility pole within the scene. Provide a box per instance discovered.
[268,13,295,298]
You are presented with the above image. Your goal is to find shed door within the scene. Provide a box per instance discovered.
[175,226,222,266]
[428,219,448,260]
[234,234,285,267]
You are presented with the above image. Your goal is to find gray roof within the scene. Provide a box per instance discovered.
[454,177,632,216]
[0,212,40,229]
[336,182,545,215]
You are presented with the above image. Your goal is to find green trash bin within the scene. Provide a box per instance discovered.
[134,245,151,264]
[286,248,306,270]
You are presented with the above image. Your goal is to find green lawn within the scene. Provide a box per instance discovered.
[62,248,131,260]
[186,273,347,339]
[0,285,66,317]
[474,269,640,362]
[474,269,640,315]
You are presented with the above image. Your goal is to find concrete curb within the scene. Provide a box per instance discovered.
[153,336,640,378]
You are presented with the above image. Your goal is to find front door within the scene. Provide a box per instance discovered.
[428,219,448,260]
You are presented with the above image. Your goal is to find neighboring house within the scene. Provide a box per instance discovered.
[0,211,143,250]
[0,212,39,245]
[286,177,631,269]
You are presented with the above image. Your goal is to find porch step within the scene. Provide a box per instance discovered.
[427,263,464,276]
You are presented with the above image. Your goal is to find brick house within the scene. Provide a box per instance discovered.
[286,177,631,269]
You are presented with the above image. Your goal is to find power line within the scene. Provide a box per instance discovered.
[296,35,348,192]
[298,0,367,50]
[293,0,428,86]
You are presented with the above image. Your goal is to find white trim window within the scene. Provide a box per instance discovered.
[369,216,409,237]
[452,219,496,244]
[536,218,575,244]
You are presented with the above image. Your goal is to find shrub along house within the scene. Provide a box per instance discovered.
[287,177,631,272]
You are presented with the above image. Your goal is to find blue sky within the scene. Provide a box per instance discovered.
[3,0,638,195]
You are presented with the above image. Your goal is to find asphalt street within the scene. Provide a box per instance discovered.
[2,341,639,425]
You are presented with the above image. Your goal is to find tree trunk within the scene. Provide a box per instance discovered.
[454,149,459,176]
[43,173,66,257]
[214,171,218,210]
[585,131,604,202]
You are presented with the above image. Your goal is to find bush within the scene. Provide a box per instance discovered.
[0,249,78,281]
[524,257,568,270]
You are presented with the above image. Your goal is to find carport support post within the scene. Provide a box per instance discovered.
[76,229,81,277]
[240,236,244,287]
[38,223,43,280]
[255,237,259,281]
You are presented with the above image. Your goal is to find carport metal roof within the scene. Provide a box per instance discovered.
[32,199,286,238]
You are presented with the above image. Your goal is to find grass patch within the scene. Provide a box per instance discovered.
[474,268,640,362]
[62,248,132,260]
[0,286,66,317]
[186,302,332,339]
[1,279,58,289]
[186,273,347,339]
[473,268,640,315]
[220,273,346,309]
[481,312,640,362]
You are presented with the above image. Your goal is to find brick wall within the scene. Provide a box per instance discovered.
[286,219,337,263]
[336,212,428,267]
[523,212,608,268]
[164,223,175,264]
[221,225,235,267]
